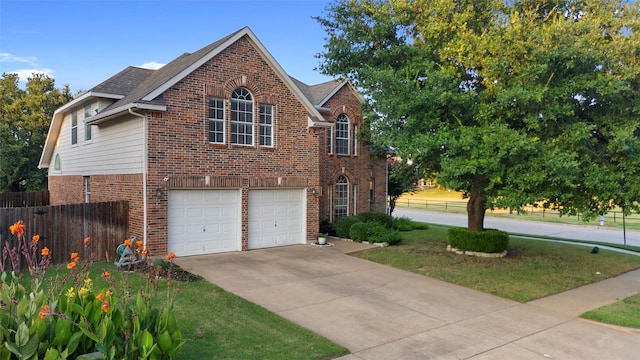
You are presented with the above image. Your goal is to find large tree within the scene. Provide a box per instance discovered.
[0,73,72,192]
[316,0,640,231]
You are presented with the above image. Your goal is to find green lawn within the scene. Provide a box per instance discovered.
[37,262,349,360]
[353,225,640,302]
[581,294,640,329]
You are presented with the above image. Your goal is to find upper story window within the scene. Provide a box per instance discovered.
[259,104,273,147]
[71,110,78,145]
[84,104,92,141]
[208,97,225,144]
[231,88,253,145]
[336,114,350,155]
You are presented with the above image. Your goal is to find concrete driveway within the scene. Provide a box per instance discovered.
[176,240,640,359]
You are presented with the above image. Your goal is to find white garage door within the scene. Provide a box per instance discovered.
[168,190,240,256]
[248,189,305,249]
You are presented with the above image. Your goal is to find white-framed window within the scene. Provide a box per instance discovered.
[336,114,349,155]
[335,175,349,219]
[326,127,333,154]
[259,104,273,147]
[84,104,92,141]
[231,88,253,145]
[352,184,357,215]
[352,124,358,155]
[54,154,61,171]
[71,110,78,145]
[84,176,90,203]
[208,97,225,143]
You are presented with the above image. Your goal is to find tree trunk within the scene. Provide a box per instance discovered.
[467,178,487,231]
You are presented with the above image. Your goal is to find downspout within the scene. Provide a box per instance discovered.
[128,108,148,249]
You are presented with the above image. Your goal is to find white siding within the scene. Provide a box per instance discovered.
[49,110,144,176]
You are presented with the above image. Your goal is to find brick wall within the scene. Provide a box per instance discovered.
[49,174,144,247]
[145,35,321,251]
[318,85,387,222]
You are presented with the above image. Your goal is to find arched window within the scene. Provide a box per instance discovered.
[335,114,349,155]
[54,154,61,171]
[231,88,253,145]
[335,175,349,219]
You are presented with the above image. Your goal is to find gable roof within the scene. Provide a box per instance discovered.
[40,26,335,168]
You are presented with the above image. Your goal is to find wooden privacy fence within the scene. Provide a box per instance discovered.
[0,191,50,207]
[0,201,129,271]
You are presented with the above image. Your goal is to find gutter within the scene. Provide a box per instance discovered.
[128,108,149,250]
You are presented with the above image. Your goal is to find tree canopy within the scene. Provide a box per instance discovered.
[0,73,72,192]
[387,158,419,216]
[316,0,640,230]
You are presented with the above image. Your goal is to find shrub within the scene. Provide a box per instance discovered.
[348,222,369,242]
[448,227,509,253]
[356,211,394,229]
[335,216,361,238]
[367,222,402,245]
[393,217,429,231]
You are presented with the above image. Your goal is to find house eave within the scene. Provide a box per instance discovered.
[87,103,167,125]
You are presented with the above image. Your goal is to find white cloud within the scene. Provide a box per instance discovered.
[0,53,38,66]
[10,69,55,81]
[138,61,165,70]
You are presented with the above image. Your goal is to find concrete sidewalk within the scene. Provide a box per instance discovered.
[176,240,640,359]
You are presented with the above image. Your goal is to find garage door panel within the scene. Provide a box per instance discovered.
[169,190,240,256]
[248,189,305,250]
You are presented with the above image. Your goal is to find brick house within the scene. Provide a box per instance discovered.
[39,27,386,257]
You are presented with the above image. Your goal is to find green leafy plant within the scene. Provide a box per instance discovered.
[448,227,509,253]
[335,216,361,238]
[356,211,394,229]
[0,220,185,359]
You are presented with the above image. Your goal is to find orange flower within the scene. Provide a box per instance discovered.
[32,234,40,244]
[101,303,110,312]
[124,239,132,247]
[136,240,143,248]
[96,293,104,301]
[67,262,76,270]
[39,305,50,319]
[83,237,90,245]
[101,271,110,280]
[169,252,176,259]
[70,252,79,262]
[141,248,149,255]
[9,220,25,238]
[41,247,50,256]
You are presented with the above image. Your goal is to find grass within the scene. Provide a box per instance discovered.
[34,261,349,360]
[353,225,640,302]
[400,188,640,230]
[581,294,640,329]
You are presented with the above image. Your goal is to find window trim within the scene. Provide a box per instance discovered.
[335,175,349,219]
[71,110,78,145]
[335,114,349,155]
[259,103,274,147]
[84,104,92,141]
[208,97,225,144]
[230,88,254,146]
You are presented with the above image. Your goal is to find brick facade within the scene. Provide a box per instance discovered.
[45,30,386,256]
[318,85,387,222]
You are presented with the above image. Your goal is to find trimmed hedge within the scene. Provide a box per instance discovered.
[393,216,430,231]
[448,227,509,253]
[349,221,402,245]
[356,211,394,228]
[335,216,361,238]
[349,222,370,242]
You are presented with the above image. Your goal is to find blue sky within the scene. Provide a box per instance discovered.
[1,0,334,93]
